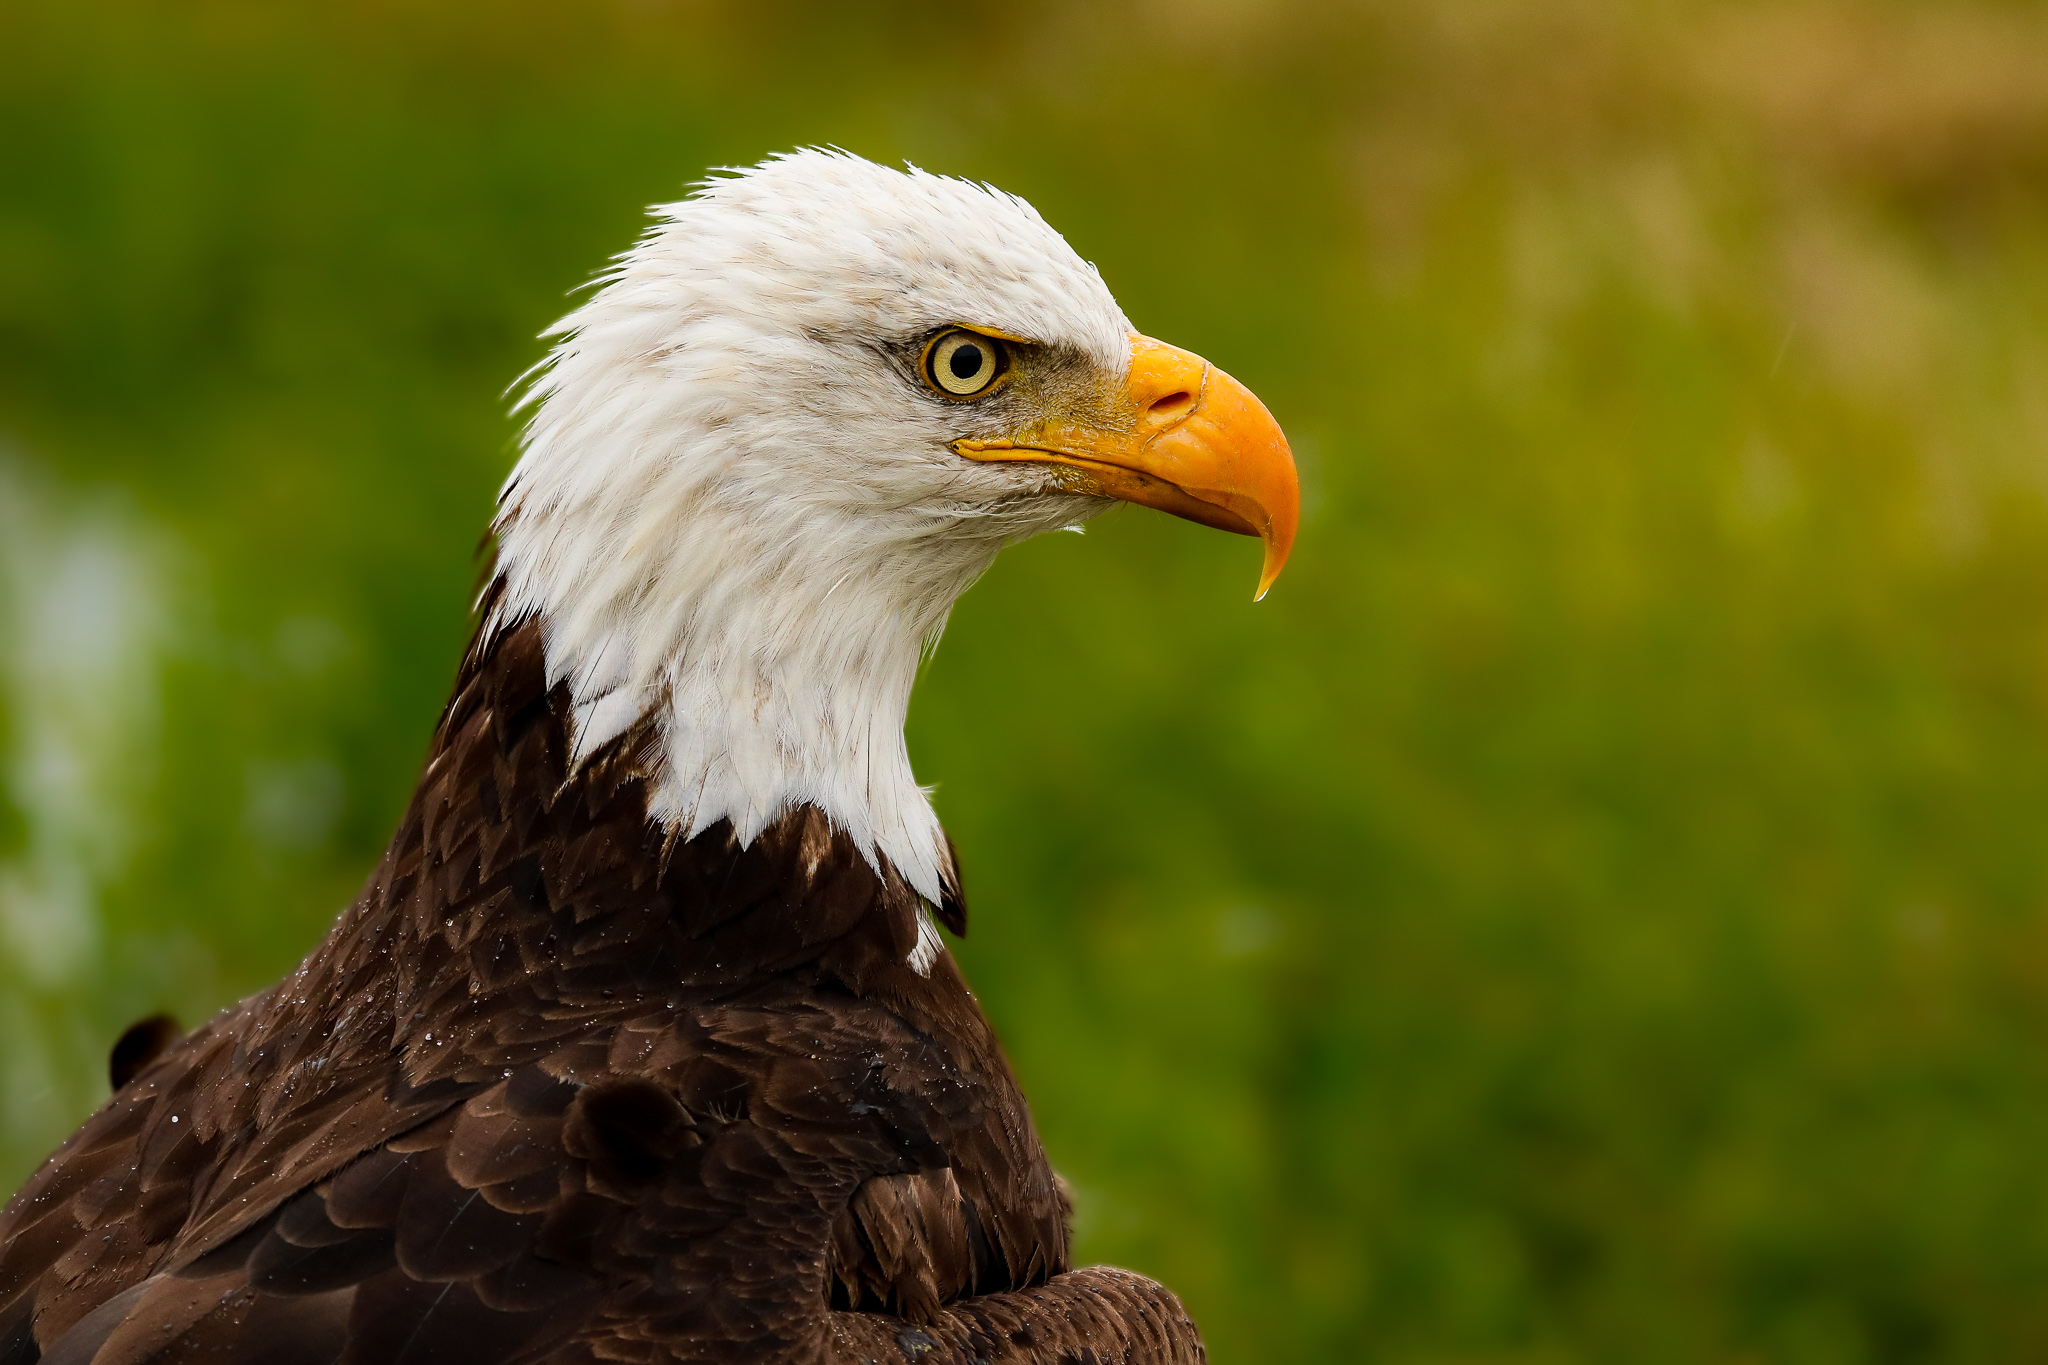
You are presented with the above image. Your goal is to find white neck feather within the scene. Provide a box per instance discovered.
[491,492,1001,913]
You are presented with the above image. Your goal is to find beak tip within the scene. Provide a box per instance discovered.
[1252,522,1294,602]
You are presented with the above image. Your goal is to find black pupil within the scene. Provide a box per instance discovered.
[949,341,985,381]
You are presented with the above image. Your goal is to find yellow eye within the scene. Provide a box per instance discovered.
[925,329,1007,398]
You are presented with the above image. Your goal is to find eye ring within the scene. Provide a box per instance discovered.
[923,329,1008,399]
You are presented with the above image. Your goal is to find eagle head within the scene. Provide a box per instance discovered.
[490,150,1296,948]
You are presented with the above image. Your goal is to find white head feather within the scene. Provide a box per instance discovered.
[491,151,1131,953]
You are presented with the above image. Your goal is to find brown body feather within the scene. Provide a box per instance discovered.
[0,606,1203,1364]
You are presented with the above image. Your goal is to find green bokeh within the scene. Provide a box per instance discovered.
[6,3,2048,1360]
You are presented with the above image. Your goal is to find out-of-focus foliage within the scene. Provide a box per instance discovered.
[6,1,2048,1358]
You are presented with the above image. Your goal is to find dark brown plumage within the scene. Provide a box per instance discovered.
[0,603,1204,1364]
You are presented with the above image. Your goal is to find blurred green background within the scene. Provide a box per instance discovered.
[6,1,2048,1359]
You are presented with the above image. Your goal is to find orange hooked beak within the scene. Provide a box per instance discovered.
[952,334,1299,600]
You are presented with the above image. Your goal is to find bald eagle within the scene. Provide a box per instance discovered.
[0,151,1296,1365]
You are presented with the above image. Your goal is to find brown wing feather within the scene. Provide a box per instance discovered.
[0,601,1202,1364]
[107,1017,182,1094]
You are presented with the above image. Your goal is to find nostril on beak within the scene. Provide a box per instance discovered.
[1147,390,1196,422]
